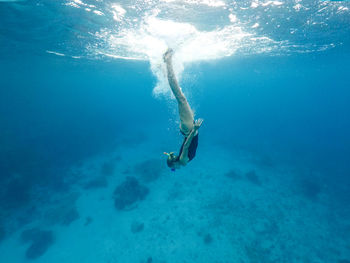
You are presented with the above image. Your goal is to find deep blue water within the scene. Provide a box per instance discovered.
[1,0,350,262]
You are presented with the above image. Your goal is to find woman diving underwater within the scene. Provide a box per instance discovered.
[163,48,203,170]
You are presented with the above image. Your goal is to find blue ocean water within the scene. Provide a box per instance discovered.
[1,0,350,262]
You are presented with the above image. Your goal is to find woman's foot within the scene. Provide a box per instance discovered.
[163,48,174,63]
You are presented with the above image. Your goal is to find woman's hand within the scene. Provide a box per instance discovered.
[194,118,203,131]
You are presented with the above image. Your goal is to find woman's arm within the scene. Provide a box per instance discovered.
[178,129,197,165]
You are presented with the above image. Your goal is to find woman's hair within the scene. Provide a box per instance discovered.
[166,153,176,168]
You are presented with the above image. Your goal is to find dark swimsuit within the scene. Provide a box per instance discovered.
[177,132,199,162]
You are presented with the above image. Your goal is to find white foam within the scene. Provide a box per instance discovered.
[46,50,66,56]
[62,0,339,96]
[65,1,80,8]
[261,1,283,7]
[111,4,126,21]
[251,0,283,8]
[160,0,226,7]
[92,15,258,94]
[228,14,237,23]
[93,10,104,16]
[337,6,349,12]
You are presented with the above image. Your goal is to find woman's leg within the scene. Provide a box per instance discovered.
[164,49,194,135]
[177,92,194,135]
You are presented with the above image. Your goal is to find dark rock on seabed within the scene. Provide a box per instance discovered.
[113,176,149,210]
[131,221,144,233]
[134,159,164,183]
[245,170,261,186]
[203,233,213,244]
[84,216,93,226]
[21,228,55,260]
[42,192,80,226]
[61,207,80,226]
[225,169,241,180]
[300,177,321,200]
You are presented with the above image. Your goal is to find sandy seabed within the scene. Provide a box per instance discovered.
[0,129,349,263]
